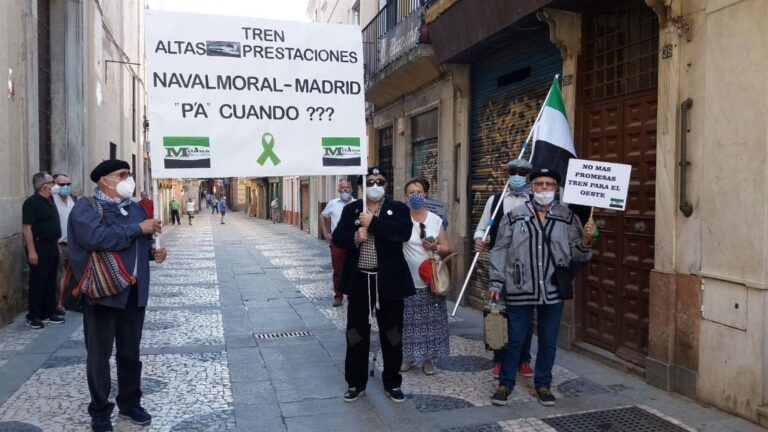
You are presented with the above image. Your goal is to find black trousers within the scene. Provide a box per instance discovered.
[83,287,146,419]
[170,209,181,225]
[27,238,59,321]
[345,270,404,391]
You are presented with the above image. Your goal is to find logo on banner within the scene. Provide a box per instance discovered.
[205,41,241,58]
[321,137,361,167]
[163,136,211,169]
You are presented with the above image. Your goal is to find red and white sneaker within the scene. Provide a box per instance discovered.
[491,362,502,378]
[518,361,534,377]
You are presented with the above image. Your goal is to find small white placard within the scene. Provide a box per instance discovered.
[561,159,631,210]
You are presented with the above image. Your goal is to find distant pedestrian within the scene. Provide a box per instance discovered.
[22,172,64,329]
[218,197,227,224]
[186,198,195,225]
[321,179,355,307]
[270,197,279,223]
[52,173,76,316]
[69,159,166,432]
[211,197,219,214]
[138,191,154,218]
[169,198,181,225]
[332,167,414,404]
[400,179,451,376]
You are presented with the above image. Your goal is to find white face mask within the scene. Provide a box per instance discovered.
[366,185,385,201]
[50,184,60,195]
[533,191,555,205]
[115,177,136,199]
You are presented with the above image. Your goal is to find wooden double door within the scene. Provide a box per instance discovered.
[579,91,657,366]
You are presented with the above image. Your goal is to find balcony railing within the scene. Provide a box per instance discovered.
[362,0,433,84]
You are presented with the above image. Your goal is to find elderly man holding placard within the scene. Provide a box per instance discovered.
[488,167,596,407]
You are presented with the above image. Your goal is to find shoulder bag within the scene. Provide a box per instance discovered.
[76,197,137,300]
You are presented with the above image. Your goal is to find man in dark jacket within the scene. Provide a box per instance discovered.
[332,167,414,403]
[68,159,166,432]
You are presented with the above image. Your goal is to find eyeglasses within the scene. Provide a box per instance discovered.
[531,181,558,188]
[56,183,71,186]
[508,168,531,176]
[108,172,133,180]
[365,179,386,187]
[419,223,426,240]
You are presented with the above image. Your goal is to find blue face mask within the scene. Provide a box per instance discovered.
[408,192,425,210]
[508,175,526,189]
[58,185,71,197]
[339,192,352,201]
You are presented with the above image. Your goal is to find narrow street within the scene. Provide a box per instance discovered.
[0,212,764,431]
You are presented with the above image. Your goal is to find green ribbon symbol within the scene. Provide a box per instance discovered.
[257,133,281,166]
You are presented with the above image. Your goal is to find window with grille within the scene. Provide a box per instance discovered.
[377,126,394,197]
[410,109,438,195]
[582,1,658,103]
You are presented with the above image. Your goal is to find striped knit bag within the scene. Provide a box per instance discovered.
[77,197,137,299]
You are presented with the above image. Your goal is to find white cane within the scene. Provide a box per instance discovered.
[451,181,510,316]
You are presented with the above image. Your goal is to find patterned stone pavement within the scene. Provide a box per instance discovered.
[0,211,765,431]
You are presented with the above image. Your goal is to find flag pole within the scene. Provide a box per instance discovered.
[152,178,161,250]
[517,74,559,161]
[452,75,561,316]
[451,182,510,316]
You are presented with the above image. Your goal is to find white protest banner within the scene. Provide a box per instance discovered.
[561,159,631,210]
[145,11,366,178]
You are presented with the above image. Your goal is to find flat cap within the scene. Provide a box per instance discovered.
[90,159,130,183]
[528,167,561,184]
[507,159,533,170]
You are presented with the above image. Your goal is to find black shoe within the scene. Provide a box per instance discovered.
[536,386,556,406]
[385,387,405,403]
[119,406,152,425]
[25,318,44,329]
[43,315,65,324]
[56,306,66,316]
[91,417,113,432]
[344,387,365,402]
[491,385,511,406]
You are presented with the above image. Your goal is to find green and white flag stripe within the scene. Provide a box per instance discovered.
[530,77,576,181]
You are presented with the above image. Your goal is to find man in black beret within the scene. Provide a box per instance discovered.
[68,159,166,432]
[333,167,415,403]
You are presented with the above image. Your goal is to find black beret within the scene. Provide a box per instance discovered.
[528,167,561,184]
[357,166,386,185]
[90,159,130,183]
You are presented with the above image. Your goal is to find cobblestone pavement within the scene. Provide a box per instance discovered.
[0,212,765,431]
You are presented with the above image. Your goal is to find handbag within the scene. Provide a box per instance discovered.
[58,264,82,311]
[418,253,459,296]
[77,198,137,300]
[483,300,508,351]
[430,252,459,296]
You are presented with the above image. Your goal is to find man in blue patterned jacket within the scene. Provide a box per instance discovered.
[68,159,166,432]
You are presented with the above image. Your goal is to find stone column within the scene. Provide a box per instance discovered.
[537,8,581,135]
[537,7,581,347]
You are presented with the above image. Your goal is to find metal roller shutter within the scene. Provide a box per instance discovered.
[410,109,439,193]
[467,27,562,307]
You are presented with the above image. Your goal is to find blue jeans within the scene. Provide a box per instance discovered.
[499,302,564,390]
[493,317,532,365]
